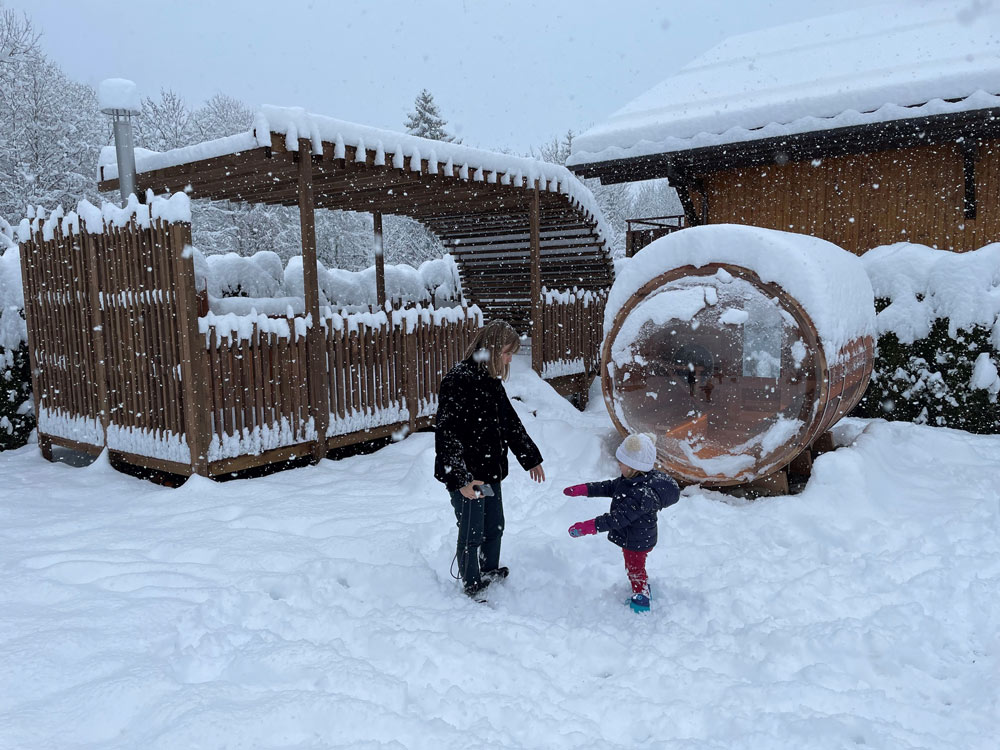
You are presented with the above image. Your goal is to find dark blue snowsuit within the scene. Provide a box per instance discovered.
[586,470,680,552]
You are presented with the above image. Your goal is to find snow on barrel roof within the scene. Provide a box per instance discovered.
[569,1,1000,166]
[98,105,608,241]
[605,225,875,360]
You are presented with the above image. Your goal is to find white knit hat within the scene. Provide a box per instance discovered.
[616,433,657,472]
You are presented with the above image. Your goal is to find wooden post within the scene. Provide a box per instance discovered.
[529,184,543,374]
[81,224,110,445]
[171,223,211,476]
[373,211,386,310]
[297,137,330,461]
[405,318,418,432]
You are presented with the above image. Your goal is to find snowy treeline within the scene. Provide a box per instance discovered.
[0,6,680,271]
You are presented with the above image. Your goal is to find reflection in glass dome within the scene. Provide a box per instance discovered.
[608,269,819,484]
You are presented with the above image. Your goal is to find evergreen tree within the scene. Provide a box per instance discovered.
[404,89,458,142]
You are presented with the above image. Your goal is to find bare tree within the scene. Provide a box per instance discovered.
[192,93,254,141]
[0,8,39,69]
[135,88,195,152]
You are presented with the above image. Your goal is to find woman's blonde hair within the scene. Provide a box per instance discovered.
[465,319,521,379]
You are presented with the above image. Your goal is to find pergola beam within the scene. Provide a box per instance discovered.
[96,128,614,337]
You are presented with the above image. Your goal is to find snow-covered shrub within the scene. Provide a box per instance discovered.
[855,243,1000,433]
[201,250,284,298]
[193,248,464,311]
[0,222,34,450]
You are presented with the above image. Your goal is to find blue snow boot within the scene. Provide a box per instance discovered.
[630,593,651,614]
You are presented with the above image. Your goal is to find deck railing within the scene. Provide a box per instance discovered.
[625,214,686,257]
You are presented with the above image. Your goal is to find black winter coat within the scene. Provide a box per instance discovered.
[434,359,543,492]
[587,470,680,551]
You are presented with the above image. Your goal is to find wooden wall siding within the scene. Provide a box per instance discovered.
[539,289,607,379]
[701,140,1000,254]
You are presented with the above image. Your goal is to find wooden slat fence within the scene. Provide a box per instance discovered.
[22,205,613,478]
[99,219,189,463]
[539,287,607,379]
[19,212,191,462]
[19,216,102,448]
[198,304,482,464]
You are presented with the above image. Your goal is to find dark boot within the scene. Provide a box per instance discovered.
[482,566,509,583]
[464,579,490,602]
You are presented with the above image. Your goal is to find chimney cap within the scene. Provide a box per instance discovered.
[99,78,141,116]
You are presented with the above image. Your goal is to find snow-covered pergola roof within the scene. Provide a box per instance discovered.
[97,106,614,332]
[569,2,1000,179]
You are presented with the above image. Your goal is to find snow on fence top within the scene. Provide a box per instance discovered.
[200,300,482,344]
[605,225,876,359]
[16,192,192,243]
[862,241,1000,348]
[97,105,610,248]
[569,2,1000,165]
[542,286,606,307]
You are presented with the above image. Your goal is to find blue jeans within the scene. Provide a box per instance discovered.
[450,482,504,588]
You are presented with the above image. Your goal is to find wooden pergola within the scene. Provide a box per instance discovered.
[98,111,614,360]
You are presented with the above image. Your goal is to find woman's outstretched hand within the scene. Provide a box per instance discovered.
[529,464,545,483]
[568,519,597,538]
[460,480,484,499]
[563,484,587,497]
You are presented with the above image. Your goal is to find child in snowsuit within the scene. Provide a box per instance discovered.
[564,433,679,613]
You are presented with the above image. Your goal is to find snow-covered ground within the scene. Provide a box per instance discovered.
[1,356,998,749]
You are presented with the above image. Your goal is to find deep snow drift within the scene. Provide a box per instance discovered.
[1,356,998,749]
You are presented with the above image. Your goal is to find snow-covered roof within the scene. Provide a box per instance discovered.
[569,2,1000,166]
[98,105,609,241]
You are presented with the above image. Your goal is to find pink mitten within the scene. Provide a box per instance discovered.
[568,519,597,538]
[563,484,588,497]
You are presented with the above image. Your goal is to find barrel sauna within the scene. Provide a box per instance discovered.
[602,224,876,486]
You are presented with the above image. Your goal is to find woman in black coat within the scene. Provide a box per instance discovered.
[434,319,545,598]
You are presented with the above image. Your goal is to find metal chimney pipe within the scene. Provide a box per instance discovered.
[111,113,138,205]
[99,78,142,206]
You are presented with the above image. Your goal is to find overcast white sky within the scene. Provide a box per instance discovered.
[13,0,886,153]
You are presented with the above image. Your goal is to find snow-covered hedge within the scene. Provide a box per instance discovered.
[855,242,1000,433]
[190,248,464,315]
[0,220,33,450]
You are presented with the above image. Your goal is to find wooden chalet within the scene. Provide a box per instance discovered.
[569,4,1000,255]
[19,108,612,479]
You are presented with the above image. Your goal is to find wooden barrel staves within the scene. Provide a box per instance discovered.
[601,224,876,486]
